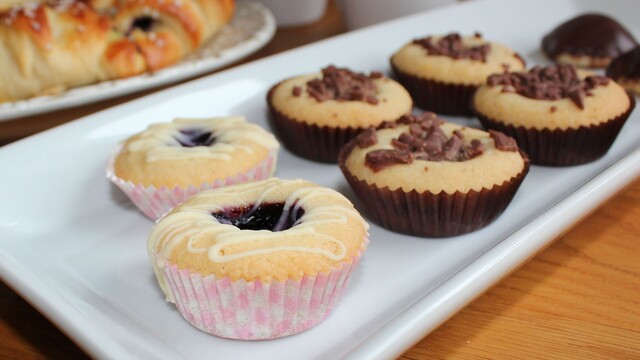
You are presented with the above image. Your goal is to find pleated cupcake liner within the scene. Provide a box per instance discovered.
[474,94,635,166]
[390,62,477,116]
[338,140,530,237]
[106,145,278,220]
[160,240,367,340]
[266,86,373,164]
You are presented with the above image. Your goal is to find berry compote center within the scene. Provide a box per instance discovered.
[176,129,216,147]
[212,202,305,231]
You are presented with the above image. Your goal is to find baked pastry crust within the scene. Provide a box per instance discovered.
[0,0,234,102]
[269,72,412,128]
[391,35,525,85]
[473,73,631,130]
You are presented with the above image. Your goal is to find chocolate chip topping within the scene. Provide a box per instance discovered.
[489,130,518,152]
[364,113,486,172]
[607,46,640,79]
[413,33,491,62]
[486,64,610,109]
[355,127,378,148]
[542,13,638,60]
[292,65,381,104]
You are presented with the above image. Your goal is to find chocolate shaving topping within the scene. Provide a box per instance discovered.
[413,33,491,62]
[355,127,378,148]
[293,65,381,104]
[489,130,518,152]
[486,64,610,109]
[364,112,486,172]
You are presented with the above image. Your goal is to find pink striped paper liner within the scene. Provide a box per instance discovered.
[160,243,366,340]
[106,145,278,220]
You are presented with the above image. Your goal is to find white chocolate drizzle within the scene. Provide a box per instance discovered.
[126,116,279,162]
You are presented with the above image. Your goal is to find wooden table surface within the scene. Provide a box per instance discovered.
[1,2,639,359]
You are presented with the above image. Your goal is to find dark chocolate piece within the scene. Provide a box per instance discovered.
[486,64,610,109]
[364,113,485,172]
[607,46,640,80]
[413,33,491,62]
[296,65,381,104]
[542,14,638,62]
[489,130,518,152]
[355,127,378,148]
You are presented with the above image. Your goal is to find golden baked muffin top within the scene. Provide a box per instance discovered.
[113,116,279,188]
[473,64,632,130]
[148,178,369,296]
[390,33,526,85]
[341,113,527,194]
[268,65,413,128]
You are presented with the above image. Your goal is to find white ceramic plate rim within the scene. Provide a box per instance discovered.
[0,0,276,122]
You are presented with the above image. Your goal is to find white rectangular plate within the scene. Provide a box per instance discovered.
[1,0,639,359]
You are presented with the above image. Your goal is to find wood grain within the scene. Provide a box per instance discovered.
[1,1,640,359]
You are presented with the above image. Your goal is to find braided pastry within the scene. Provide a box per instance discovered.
[0,0,235,102]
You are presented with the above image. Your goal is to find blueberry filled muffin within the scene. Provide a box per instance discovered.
[267,65,412,163]
[107,116,279,219]
[339,112,529,237]
[390,33,525,116]
[148,178,369,339]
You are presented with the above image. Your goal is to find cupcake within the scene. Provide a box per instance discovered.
[148,178,369,339]
[267,65,413,163]
[607,46,640,96]
[338,113,529,237]
[390,32,525,116]
[107,116,279,220]
[542,13,638,68]
[473,64,635,166]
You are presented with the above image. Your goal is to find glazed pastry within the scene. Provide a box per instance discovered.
[267,65,413,163]
[390,33,525,116]
[473,64,635,166]
[542,13,638,68]
[607,46,640,95]
[107,116,279,219]
[0,0,234,102]
[339,112,529,237]
[148,178,369,339]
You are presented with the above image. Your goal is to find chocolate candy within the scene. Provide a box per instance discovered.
[542,13,638,68]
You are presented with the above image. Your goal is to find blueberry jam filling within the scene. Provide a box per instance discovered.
[212,202,305,231]
[130,16,155,32]
[176,129,216,147]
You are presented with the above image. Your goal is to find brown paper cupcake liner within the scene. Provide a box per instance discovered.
[475,94,636,166]
[391,62,477,116]
[267,85,375,163]
[338,141,530,237]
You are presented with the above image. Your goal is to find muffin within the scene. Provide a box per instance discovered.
[473,64,635,166]
[607,46,640,95]
[390,32,525,116]
[338,113,529,237]
[148,178,369,339]
[107,116,279,220]
[267,65,413,163]
[542,13,638,68]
